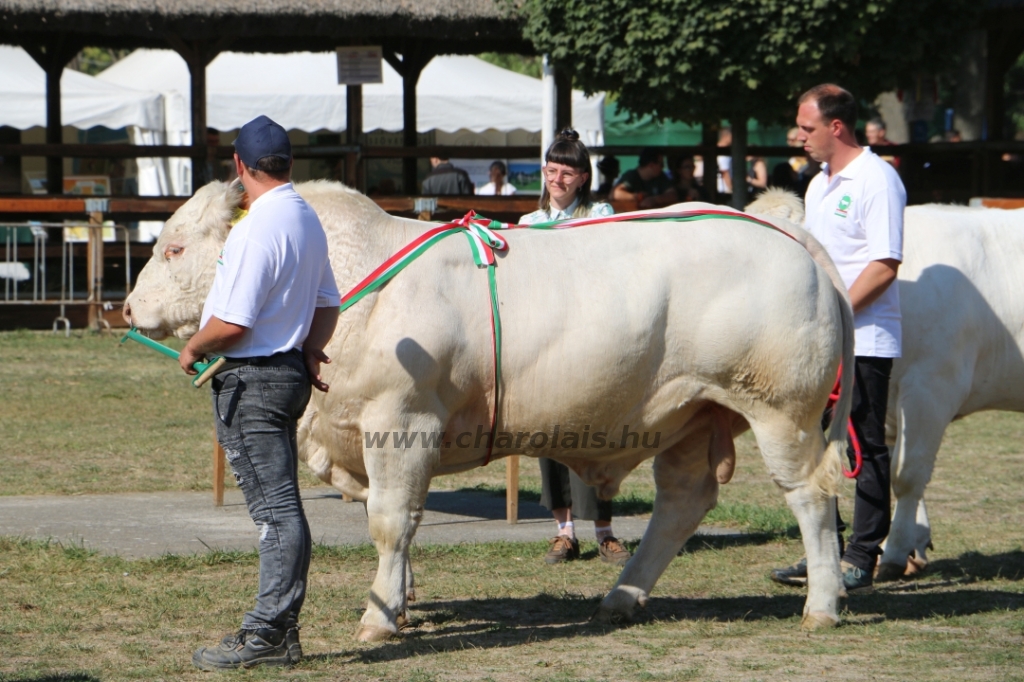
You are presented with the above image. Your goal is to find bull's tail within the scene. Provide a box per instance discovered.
[815,288,855,498]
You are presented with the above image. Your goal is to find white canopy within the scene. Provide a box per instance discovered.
[0,45,164,131]
[97,49,603,137]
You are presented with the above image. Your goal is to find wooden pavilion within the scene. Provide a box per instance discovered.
[0,0,543,195]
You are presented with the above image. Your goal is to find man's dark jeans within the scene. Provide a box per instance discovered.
[211,351,312,630]
[835,356,893,573]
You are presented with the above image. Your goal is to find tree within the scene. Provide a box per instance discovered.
[516,0,979,207]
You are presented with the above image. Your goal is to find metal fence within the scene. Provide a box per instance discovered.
[1,222,132,333]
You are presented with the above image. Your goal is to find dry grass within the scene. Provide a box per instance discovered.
[2,331,1024,680]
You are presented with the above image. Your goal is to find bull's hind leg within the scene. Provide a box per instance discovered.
[751,414,843,629]
[356,412,439,642]
[595,438,718,623]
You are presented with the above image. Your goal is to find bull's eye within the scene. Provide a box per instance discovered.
[164,245,185,261]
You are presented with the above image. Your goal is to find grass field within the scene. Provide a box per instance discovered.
[1,331,1023,681]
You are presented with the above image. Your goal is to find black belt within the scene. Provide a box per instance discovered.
[217,348,300,374]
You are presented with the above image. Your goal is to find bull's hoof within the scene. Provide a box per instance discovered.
[875,561,908,583]
[800,612,840,630]
[355,624,397,642]
[396,613,408,629]
[591,606,633,625]
[905,552,928,577]
[407,588,417,603]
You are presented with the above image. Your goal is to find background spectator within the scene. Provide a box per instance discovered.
[716,127,733,198]
[421,157,474,195]
[668,154,707,202]
[476,161,517,196]
[612,147,679,208]
[866,117,900,169]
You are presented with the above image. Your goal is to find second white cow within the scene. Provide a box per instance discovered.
[748,189,1024,579]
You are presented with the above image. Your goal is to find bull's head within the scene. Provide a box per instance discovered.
[123,181,243,338]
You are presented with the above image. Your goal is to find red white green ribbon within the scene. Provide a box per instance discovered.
[340,209,804,464]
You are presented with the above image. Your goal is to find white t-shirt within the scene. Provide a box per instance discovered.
[201,183,341,358]
[804,149,905,358]
[476,181,517,196]
[519,198,613,224]
[716,156,732,194]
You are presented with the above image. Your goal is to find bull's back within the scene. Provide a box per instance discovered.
[488,218,841,428]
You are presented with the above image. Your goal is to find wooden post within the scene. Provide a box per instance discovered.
[214,435,225,507]
[383,45,433,195]
[346,84,363,191]
[86,210,103,329]
[23,37,82,195]
[702,122,720,204]
[167,36,233,195]
[730,117,749,210]
[555,69,572,133]
[506,455,519,524]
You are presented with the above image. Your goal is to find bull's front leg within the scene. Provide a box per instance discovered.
[356,413,438,642]
[877,389,949,581]
[595,442,717,623]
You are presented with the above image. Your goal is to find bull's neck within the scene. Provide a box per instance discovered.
[331,212,435,301]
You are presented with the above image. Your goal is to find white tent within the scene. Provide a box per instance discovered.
[98,49,605,196]
[0,45,164,131]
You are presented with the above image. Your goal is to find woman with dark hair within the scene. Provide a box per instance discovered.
[520,129,613,224]
[476,160,517,196]
[519,130,629,567]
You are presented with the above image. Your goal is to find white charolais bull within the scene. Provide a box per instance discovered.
[748,189,1024,580]
[125,181,853,638]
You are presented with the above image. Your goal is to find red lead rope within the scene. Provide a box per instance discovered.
[827,365,862,478]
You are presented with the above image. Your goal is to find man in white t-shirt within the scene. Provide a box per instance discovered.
[180,115,340,670]
[771,84,906,595]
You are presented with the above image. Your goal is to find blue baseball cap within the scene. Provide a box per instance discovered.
[233,115,292,168]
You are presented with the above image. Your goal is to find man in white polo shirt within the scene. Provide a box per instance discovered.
[178,115,340,670]
[771,84,905,595]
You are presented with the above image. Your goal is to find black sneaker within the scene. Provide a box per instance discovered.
[770,557,807,587]
[841,561,874,595]
[193,627,293,671]
[285,625,302,664]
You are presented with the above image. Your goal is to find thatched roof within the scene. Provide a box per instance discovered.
[0,0,530,55]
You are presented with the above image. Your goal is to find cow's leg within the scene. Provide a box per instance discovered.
[595,439,717,623]
[356,415,438,642]
[877,388,952,580]
[756,415,843,629]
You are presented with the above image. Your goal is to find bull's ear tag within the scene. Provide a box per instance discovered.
[231,207,248,226]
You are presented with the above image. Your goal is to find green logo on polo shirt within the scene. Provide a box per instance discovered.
[835,193,851,218]
[217,249,224,266]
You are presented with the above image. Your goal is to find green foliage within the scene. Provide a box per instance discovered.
[477,52,543,78]
[69,47,130,75]
[517,0,980,124]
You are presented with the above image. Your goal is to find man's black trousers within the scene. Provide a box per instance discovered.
[834,355,893,572]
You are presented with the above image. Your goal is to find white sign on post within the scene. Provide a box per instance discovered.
[336,46,384,85]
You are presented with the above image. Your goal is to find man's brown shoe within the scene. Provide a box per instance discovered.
[544,535,580,564]
[598,537,631,566]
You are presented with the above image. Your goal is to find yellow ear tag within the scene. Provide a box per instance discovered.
[230,208,248,225]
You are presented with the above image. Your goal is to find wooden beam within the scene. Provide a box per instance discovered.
[23,36,82,195]
[214,436,225,507]
[506,455,519,524]
[166,35,234,194]
[702,122,720,204]
[384,45,434,194]
[346,84,364,190]
[555,69,572,133]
